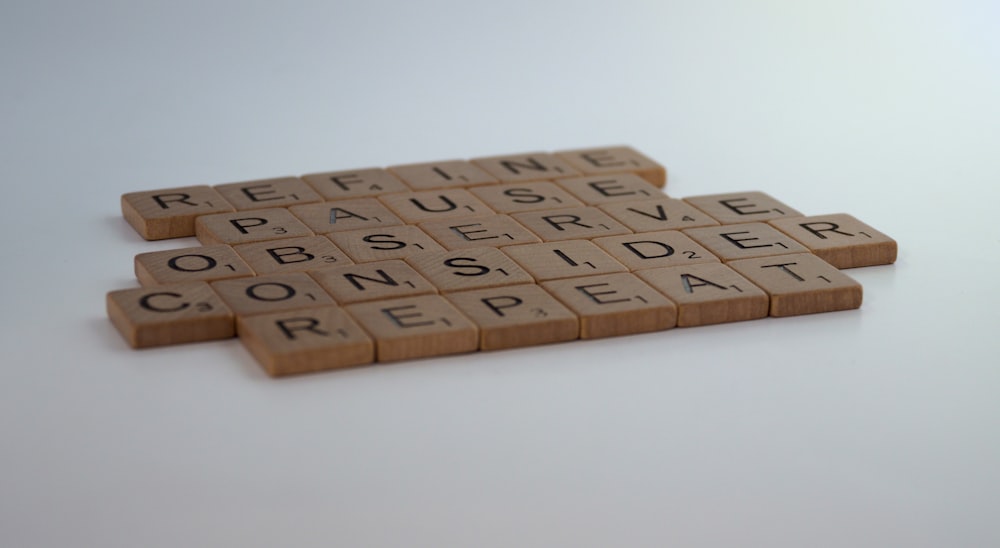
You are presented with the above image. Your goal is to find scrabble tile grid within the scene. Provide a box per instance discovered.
[109,146,897,376]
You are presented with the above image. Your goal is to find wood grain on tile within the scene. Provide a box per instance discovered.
[345,295,479,362]
[768,213,897,269]
[210,272,335,316]
[232,236,353,275]
[471,152,580,182]
[555,173,662,205]
[327,225,446,263]
[195,207,313,246]
[214,176,322,211]
[107,281,235,348]
[728,253,863,317]
[379,189,494,224]
[445,284,579,350]
[592,230,720,271]
[134,244,254,286]
[470,182,584,214]
[419,215,541,250]
[309,260,437,304]
[636,263,769,326]
[288,198,404,234]
[301,167,411,200]
[405,247,534,293]
[684,191,803,224]
[511,207,631,242]
[599,197,720,233]
[122,185,234,240]
[388,160,498,190]
[555,146,667,187]
[541,273,677,339]
[501,240,628,281]
[683,222,809,262]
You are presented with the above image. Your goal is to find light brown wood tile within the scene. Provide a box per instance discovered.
[470,182,584,214]
[388,160,498,190]
[134,244,254,286]
[378,189,495,224]
[195,208,313,246]
[288,198,404,234]
[213,176,322,211]
[107,281,235,348]
[301,167,411,200]
[684,191,803,224]
[541,273,677,339]
[232,236,353,275]
[405,247,534,293]
[728,253,863,317]
[210,272,336,316]
[309,260,437,304]
[501,240,628,281]
[599,197,720,233]
[768,213,897,269]
[511,207,632,241]
[592,230,720,271]
[122,185,234,240]
[554,146,667,187]
[327,226,446,263]
[344,295,479,362]
[236,305,374,376]
[419,215,541,250]
[555,173,662,205]
[635,263,769,327]
[470,152,581,182]
[683,222,809,262]
[445,284,579,350]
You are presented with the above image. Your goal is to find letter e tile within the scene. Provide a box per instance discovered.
[345,295,479,362]
[541,273,677,339]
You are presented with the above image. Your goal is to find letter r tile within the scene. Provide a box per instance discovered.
[121,185,234,240]
[768,213,897,269]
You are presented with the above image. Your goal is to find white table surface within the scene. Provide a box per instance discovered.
[2,1,998,546]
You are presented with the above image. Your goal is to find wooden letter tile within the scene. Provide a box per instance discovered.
[768,213,897,269]
[728,253,863,317]
[345,295,479,362]
[555,173,662,205]
[236,305,374,376]
[554,146,667,187]
[684,191,803,224]
[309,260,437,304]
[470,152,581,182]
[419,215,541,250]
[635,263,769,326]
[213,176,322,211]
[388,160,498,190]
[592,230,720,271]
[288,198,404,234]
[107,281,235,348]
[512,207,632,242]
[134,244,255,286]
[122,185,234,240]
[405,247,534,293]
[541,273,677,339]
[599,197,720,233]
[378,189,494,224]
[470,182,584,214]
[445,284,579,350]
[683,222,809,262]
[327,226,446,263]
[501,240,628,281]
[301,167,411,200]
[232,236,353,275]
[195,208,313,246]
[210,272,336,316]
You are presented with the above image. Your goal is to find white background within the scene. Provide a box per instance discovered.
[2,1,999,546]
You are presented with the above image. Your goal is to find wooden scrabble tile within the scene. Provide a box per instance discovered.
[554,146,667,187]
[236,305,374,376]
[684,191,803,224]
[683,222,809,262]
[388,160,498,190]
[195,208,313,246]
[288,198,404,234]
[728,253,863,317]
[405,247,534,293]
[592,230,720,271]
[445,284,579,350]
[378,189,495,224]
[309,260,438,304]
[301,167,411,200]
[470,182,584,214]
[327,226,447,263]
[635,263,769,327]
[768,214,897,269]
[419,215,541,250]
[470,152,581,182]
[134,244,255,286]
[232,236,353,275]
[599,197,720,233]
[122,185,234,240]
[555,173,662,205]
[210,272,336,316]
[107,281,235,348]
[213,176,322,211]
[541,273,677,339]
[501,240,628,281]
[511,207,632,241]
[344,295,479,362]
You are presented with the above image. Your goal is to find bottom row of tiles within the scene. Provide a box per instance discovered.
[107,253,862,376]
